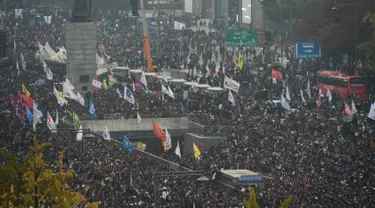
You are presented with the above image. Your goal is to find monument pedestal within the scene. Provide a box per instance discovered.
[66,21,96,93]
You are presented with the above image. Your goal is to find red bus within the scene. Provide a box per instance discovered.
[316,71,366,100]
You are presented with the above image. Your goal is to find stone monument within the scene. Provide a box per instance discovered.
[66,0,96,93]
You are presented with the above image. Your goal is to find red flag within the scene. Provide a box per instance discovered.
[153,120,166,141]
[271,69,283,81]
[344,102,353,117]
[19,94,38,109]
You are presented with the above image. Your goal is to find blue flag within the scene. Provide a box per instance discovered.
[26,107,33,123]
[122,135,133,152]
[89,100,96,117]
[38,104,47,117]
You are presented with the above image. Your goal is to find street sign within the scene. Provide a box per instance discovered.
[225,27,258,47]
[295,42,321,59]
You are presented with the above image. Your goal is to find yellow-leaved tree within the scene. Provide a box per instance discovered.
[243,188,260,208]
[0,136,98,207]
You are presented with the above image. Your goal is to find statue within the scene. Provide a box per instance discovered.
[71,0,91,22]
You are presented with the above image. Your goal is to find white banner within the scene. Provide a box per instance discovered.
[174,21,186,30]
[224,76,240,93]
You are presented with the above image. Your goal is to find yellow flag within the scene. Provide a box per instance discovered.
[193,143,201,159]
[59,92,68,105]
[238,55,244,69]
[22,83,30,97]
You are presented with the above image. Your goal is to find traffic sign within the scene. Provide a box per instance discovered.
[225,27,258,47]
[295,42,321,59]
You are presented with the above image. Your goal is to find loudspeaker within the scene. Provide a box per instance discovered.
[0,30,6,58]
[130,0,139,17]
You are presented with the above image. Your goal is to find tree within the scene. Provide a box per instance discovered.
[358,8,375,71]
[1,136,97,207]
[280,196,293,208]
[243,188,260,208]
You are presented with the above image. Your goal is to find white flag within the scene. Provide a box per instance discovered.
[175,141,181,158]
[47,112,57,132]
[55,110,59,125]
[63,82,77,100]
[306,80,311,99]
[351,100,357,115]
[16,61,20,76]
[65,78,75,89]
[162,85,175,99]
[228,90,235,105]
[124,86,135,104]
[103,126,111,141]
[165,128,172,151]
[286,86,291,101]
[368,103,375,120]
[224,76,240,93]
[140,72,148,88]
[20,53,26,70]
[137,112,142,124]
[116,88,123,98]
[300,89,306,102]
[76,92,85,106]
[92,79,103,89]
[183,90,188,100]
[76,125,83,141]
[167,86,175,99]
[327,89,332,103]
[43,61,53,80]
[32,102,42,132]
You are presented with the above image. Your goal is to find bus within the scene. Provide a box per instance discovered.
[316,71,366,100]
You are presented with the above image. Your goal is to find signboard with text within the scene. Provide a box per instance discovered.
[295,42,321,59]
[225,26,258,47]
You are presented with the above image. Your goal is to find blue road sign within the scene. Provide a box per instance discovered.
[295,42,321,59]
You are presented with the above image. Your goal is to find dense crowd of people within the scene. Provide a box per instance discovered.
[1,6,375,208]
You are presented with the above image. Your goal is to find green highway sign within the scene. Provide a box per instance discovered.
[225,27,258,47]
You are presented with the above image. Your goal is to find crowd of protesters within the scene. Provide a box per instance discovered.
[1,6,375,208]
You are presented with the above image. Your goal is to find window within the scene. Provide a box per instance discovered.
[81,86,88,91]
[350,78,365,85]
[318,76,348,87]
[79,75,89,83]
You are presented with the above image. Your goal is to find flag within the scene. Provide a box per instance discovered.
[92,78,103,89]
[367,103,375,120]
[76,125,83,141]
[162,85,175,99]
[137,112,142,124]
[286,86,291,101]
[351,100,357,114]
[20,53,26,70]
[238,55,244,69]
[65,78,75,89]
[124,86,135,104]
[116,88,123,98]
[89,100,96,117]
[224,76,240,93]
[123,135,133,152]
[103,78,108,90]
[135,80,146,93]
[228,90,235,105]
[140,72,148,89]
[19,94,38,109]
[43,61,53,80]
[59,92,68,105]
[72,112,80,129]
[76,92,85,106]
[38,104,46,117]
[22,83,30,97]
[280,94,291,111]
[53,86,66,106]
[103,126,111,141]
[327,89,332,103]
[175,141,181,158]
[271,69,283,81]
[47,112,57,132]
[344,102,353,117]
[306,80,311,99]
[319,89,324,97]
[193,143,201,159]
[167,86,175,99]
[32,102,42,131]
[16,61,20,76]
[153,120,166,141]
[165,128,172,151]
[26,107,32,123]
[63,82,77,100]
[55,110,59,125]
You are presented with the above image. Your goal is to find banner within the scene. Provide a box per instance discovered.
[224,76,240,93]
